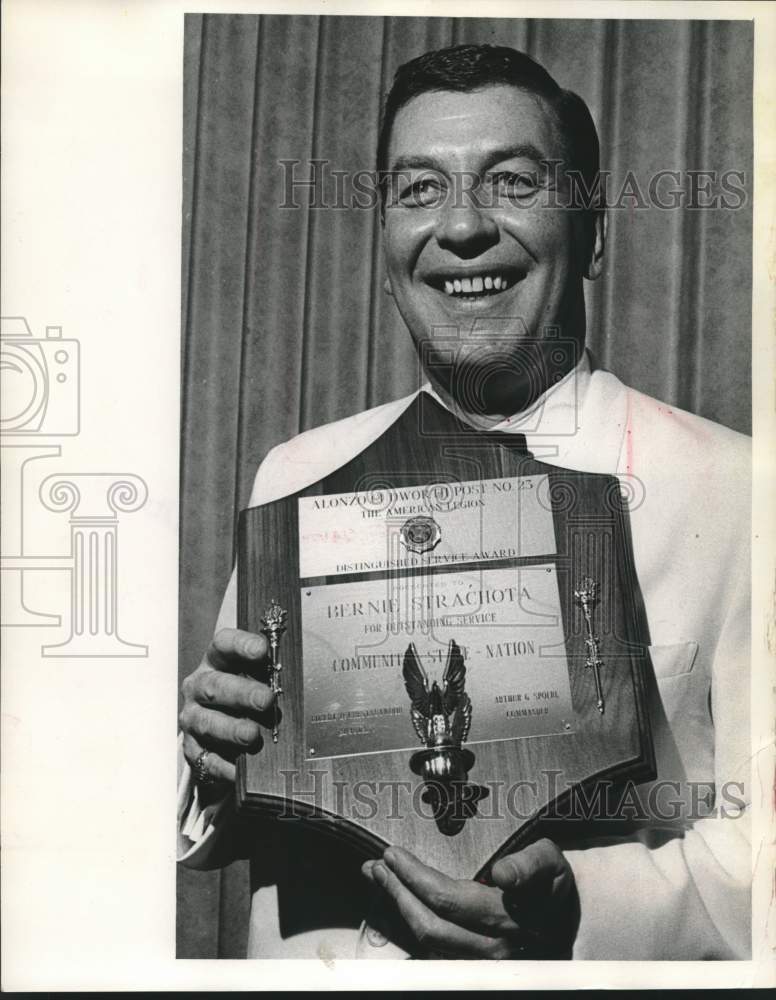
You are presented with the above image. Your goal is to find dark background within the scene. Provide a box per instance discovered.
[178,13,752,957]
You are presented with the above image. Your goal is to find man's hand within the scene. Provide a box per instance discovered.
[179,627,275,787]
[362,840,579,959]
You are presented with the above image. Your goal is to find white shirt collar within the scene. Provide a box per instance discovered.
[421,350,592,459]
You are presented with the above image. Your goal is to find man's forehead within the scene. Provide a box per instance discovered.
[387,84,564,165]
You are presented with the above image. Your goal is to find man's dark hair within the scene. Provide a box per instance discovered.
[376,43,601,212]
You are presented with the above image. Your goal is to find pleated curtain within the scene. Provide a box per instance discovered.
[178,13,752,957]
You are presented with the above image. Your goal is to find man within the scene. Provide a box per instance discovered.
[178,44,750,960]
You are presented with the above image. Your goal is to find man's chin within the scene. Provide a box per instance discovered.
[428,358,550,418]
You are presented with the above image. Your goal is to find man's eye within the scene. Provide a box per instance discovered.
[490,171,539,199]
[397,176,446,207]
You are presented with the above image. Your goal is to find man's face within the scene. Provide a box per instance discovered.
[382,84,599,415]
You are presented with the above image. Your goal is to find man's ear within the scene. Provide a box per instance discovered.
[584,210,606,280]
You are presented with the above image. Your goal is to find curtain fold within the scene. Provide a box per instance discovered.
[177,13,752,958]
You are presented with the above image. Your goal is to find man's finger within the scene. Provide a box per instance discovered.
[188,668,274,714]
[491,839,578,949]
[184,726,264,764]
[205,628,269,672]
[179,701,264,751]
[182,733,236,785]
[491,838,568,895]
[379,847,518,938]
[363,861,507,959]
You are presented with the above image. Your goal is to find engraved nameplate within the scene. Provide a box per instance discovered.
[301,564,574,760]
[298,475,555,579]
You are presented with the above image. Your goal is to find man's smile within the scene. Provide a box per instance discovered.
[421,264,528,309]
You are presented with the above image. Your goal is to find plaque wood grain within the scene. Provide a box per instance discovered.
[236,396,655,880]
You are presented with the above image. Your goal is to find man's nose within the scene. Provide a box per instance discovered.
[434,186,499,258]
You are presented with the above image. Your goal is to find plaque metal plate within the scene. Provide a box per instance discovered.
[301,563,575,760]
[298,474,555,578]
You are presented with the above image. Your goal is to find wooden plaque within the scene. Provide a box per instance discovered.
[236,394,655,881]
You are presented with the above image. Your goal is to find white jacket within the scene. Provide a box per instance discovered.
[178,354,751,960]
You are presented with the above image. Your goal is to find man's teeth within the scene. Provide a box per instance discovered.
[442,275,509,296]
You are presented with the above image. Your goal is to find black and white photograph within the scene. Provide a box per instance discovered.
[2,0,774,991]
[177,9,756,965]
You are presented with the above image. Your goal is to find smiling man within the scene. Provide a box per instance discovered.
[378,58,603,422]
[177,45,751,961]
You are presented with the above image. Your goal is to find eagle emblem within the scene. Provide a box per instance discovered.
[402,640,472,750]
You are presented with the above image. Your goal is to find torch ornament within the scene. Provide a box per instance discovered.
[260,599,287,742]
[574,577,605,715]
